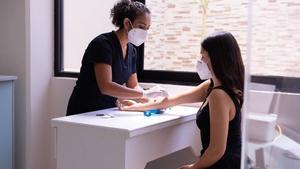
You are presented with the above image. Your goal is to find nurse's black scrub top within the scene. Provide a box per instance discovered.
[66,31,137,116]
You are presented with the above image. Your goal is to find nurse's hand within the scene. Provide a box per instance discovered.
[116,99,142,111]
[143,85,168,98]
[133,97,149,103]
[116,99,137,108]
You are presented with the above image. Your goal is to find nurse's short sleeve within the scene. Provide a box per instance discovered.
[87,37,113,65]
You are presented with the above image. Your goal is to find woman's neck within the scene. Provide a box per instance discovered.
[115,28,128,49]
[212,76,222,87]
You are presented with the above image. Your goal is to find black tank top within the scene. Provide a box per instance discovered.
[196,85,242,169]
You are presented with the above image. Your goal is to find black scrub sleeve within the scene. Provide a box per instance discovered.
[87,36,113,65]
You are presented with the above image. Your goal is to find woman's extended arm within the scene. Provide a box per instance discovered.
[118,79,212,111]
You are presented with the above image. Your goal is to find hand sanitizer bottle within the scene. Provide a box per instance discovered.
[144,109,164,117]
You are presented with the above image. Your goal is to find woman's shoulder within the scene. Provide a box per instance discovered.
[209,87,228,99]
[211,86,243,105]
[79,32,116,57]
[92,32,114,43]
[208,87,233,106]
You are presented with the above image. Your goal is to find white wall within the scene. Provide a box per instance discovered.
[27,0,53,169]
[0,0,52,169]
[0,0,28,168]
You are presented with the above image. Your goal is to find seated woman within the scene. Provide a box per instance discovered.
[117,31,245,169]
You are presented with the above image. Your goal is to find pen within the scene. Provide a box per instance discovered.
[96,113,114,118]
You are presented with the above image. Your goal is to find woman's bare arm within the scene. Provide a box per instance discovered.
[190,89,232,169]
[118,80,212,111]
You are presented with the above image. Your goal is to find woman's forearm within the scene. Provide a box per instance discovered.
[124,97,170,111]
[192,146,224,169]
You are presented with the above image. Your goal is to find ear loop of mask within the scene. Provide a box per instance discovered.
[127,18,134,31]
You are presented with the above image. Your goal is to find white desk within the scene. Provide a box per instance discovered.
[248,134,300,169]
[52,106,201,169]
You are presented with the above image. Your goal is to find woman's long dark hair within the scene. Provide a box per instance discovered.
[201,32,245,101]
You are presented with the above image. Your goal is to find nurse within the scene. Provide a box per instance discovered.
[118,32,245,169]
[66,0,167,116]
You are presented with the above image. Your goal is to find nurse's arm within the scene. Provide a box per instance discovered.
[124,73,150,103]
[126,73,142,90]
[94,63,143,98]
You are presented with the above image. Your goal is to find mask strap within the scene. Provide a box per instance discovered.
[128,19,134,30]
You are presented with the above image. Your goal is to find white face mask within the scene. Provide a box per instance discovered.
[196,60,213,80]
[128,21,148,47]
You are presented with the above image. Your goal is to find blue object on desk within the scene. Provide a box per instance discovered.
[144,109,164,117]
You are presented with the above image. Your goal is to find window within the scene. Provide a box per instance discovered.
[54,0,119,77]
[248,0,300,92]
[140,0,248,84]
[55,0,300,91]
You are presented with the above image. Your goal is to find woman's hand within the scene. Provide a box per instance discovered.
[178,163,196,169]
[117,96,167,112]
[116,99,138,110]
[117,99,150,111]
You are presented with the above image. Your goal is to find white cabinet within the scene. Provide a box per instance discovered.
[52,106,201,169]
[0,76,17,169]
[248,134,300,169]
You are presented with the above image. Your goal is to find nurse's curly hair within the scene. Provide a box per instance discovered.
[110,0,150,28]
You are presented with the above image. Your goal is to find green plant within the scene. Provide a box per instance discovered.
[194,0,209,38]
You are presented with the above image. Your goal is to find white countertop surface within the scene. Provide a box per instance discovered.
[52,106,199,137]
[0,75,17,81]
